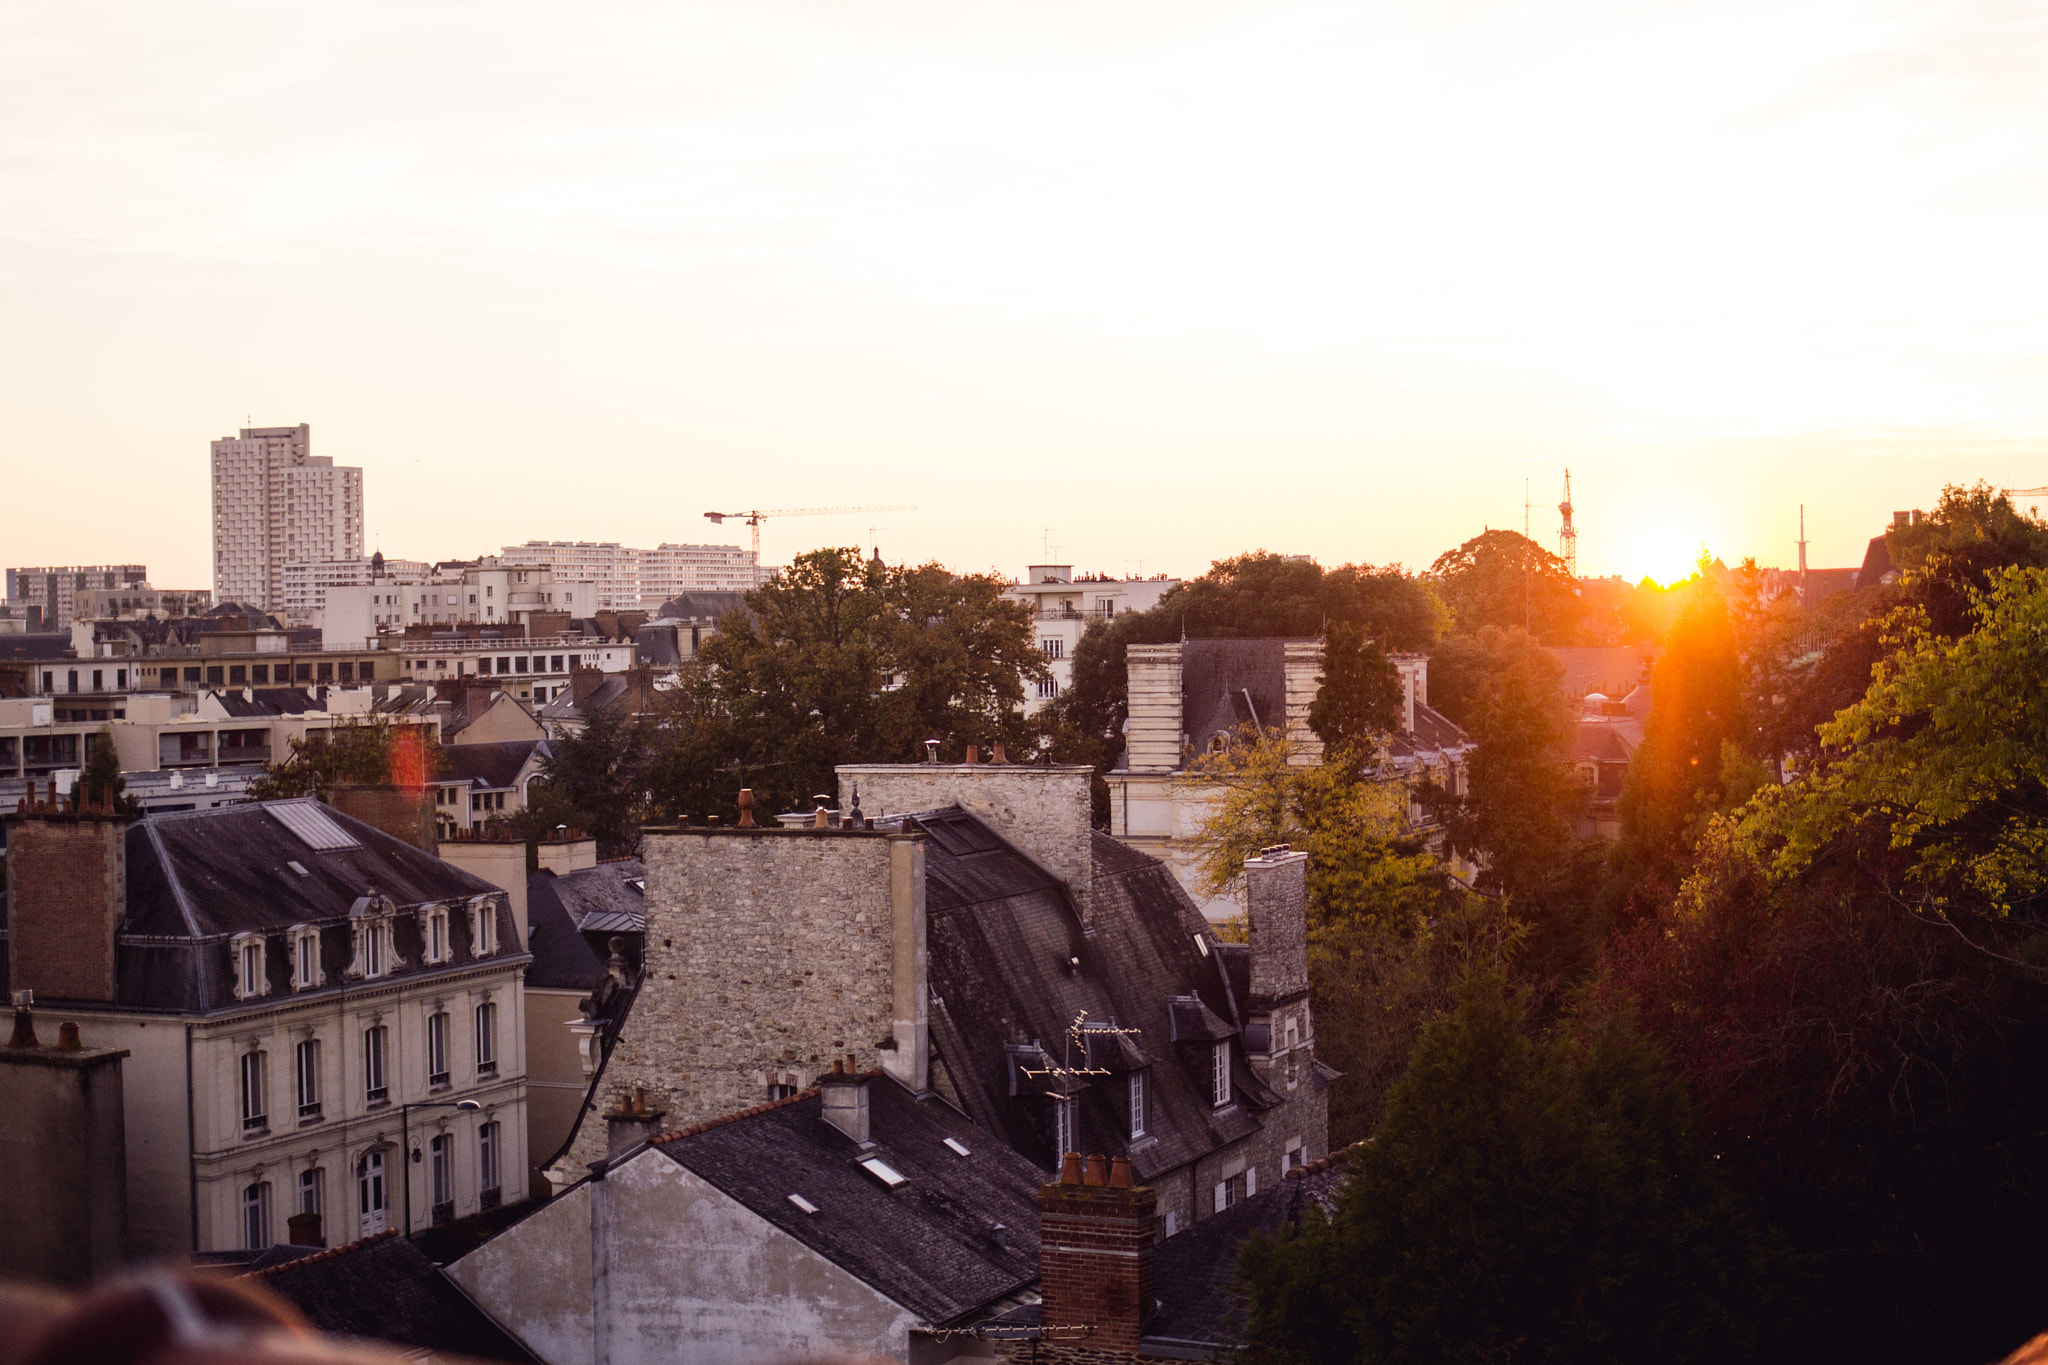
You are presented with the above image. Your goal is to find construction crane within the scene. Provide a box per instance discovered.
[702,505,917,564]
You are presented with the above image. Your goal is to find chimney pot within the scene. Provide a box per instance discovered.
[737,789,756,828]
[1109,1155,1133,1188]
[55,1021,81,1051]
[965,745,979,765]
[923,738,940,763]
[1060,1152,1084,1185]
[7,992,38,1050]
[1083,1154,1109,1187]
[991,742,1008,764]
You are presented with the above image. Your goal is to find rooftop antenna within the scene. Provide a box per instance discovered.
[1041,527,1060,561]
[1796,504,1809,607]
[1128,557,1150,577]
[1524,479,1532,539]
[1557,469,1578,578]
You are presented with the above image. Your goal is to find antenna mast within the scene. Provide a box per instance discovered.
[1557,470,1577,578]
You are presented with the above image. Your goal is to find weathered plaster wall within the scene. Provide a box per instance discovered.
[587,829,919,1158]
[450,1179,595,1365]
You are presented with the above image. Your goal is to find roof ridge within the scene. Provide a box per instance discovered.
[649,1082,830,1147]
[142,817,205,941]
[241,1227,402,1279]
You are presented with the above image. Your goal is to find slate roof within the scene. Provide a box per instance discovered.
[441,739,543,791]
[1180,639,1303,747]
[243,1231,537,1362]
[649,1076,1044,1327]
[1147,1165,1344,1346]
[545,858,647,939]
[0,635,78,661]
[878,807,1260,1182]
[1383,700,1474,768]
[207,687,328,717]
[537,676,631,724]
[0,798,526,1014]
[648,590,748,623]
[524,870,613,992]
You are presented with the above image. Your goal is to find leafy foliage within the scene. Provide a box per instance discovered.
[530,704,650,857]
[78,728,140,815]
[1429,529,1584,643]
[1242,974,1781,1365]
[249,717,423,800]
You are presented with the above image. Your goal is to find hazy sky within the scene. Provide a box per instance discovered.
[6,1,2047,588]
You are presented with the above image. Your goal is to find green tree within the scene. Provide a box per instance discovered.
[1308,623,1402,752]
[249,716,418,800]
[78,728,140,815]
[1429,529,1584,643]
[531,703,650,857]
[1241,975,1780,1365]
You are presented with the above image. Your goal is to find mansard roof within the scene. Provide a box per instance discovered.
[874,806,1260,1182]
[649,1076,1043,1327]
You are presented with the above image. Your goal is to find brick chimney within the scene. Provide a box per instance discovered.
[323,784,435,851]
[570,666,606,705]
[4,788,130,1004]
[0,994,130,1285]
[1038,1154,1156,1353]
[536,832,598,877]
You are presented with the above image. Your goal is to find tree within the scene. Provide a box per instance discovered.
[249,717,422,800]
[78,728,140,815]
[531,703,650,857]
[1308,623,1402,753]
[1429,529,1584,643]
[1241,975,1781,1365]
[650,547,1046,818]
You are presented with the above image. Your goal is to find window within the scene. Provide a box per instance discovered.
[769,1082,798,1101]
[479,1121,502,1209]
[1284,1018,1301,1087]
[1038,678,1060,699]
[243,1181,272,1250]
[475,1001,497,1075]
[1053,1095,1077,1159]
[293,927,322,990]
[299,1167,325,1223]
[1283,1137,1304,1174]
[364,1026,388,1104]
[428,1011,450,1087]
[1211,1042,1231,1108]
[359,1150,387,1236]
[233,933,268,1000]
[1040,638,1064,660]
[1215,1168,1250,1212]
[296,1038,322,1120]
[1129,1070,1148,1139]
[1165,1209,1180,1237]
[423,905,449,964]
[429,1134,455,1224]
[241,1051,268,1132]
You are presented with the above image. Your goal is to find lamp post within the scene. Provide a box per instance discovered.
[400,1098,481,1238]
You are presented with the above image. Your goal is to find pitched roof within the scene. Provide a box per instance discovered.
[524,869,612,992]
[649,1076,1044,1327]
[243,1231,537,1362]
[207,687,327,717]
[1146,1166,1344,1346]
[879,807,1259,1182]
[440,739,543,790]
[545,857,646,938]
[1181,639,1303,745]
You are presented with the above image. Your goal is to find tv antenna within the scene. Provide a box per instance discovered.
[1557,470,1577,578]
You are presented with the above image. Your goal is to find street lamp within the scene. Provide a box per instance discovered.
[400,1098,481,1238]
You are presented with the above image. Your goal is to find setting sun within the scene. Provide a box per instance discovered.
[1619,516,1714,587]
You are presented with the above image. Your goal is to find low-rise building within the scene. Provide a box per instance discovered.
[1001,566,1180,710]
[317,560,600,650]
[385,638,636,707]
[6,565,148,631]
[0,794,531,1258]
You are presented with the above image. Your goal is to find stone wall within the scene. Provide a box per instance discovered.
[3,814,127,1003]
[584,828,923,1165]
[837,763,1093,920]
[0,1038,129,1284]
[1244,850,1309,1008]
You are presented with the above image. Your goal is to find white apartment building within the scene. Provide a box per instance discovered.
[6,565,148,631]
[1001,565,1182,710]
[501,540,763,610]
[211,425,364,613]
[388,637,635,706]
[281,556,431,626]
[319,562,599,651]
[4,797,530,1257]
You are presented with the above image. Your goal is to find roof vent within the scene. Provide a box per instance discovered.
[858,1156,907,1189]
[943,1137,971,1157]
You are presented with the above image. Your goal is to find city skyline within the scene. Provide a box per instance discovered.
[7,2,2047,588]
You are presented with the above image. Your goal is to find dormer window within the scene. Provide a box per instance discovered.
[1130,1069,1148,1139]
[467,897,498,957]
[232,933,270,1001]
[1211,1041,1231,1108]
[291,926,323,991]
[348,895,399,981]
[423,905,451,965]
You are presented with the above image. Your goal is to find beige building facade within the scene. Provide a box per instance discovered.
[211,424,364,612]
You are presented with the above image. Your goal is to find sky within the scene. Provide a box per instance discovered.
[5,0,2048,590]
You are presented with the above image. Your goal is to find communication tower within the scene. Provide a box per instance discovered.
[1557,470,1578,578]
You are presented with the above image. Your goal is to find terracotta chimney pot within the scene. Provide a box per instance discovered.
[1060,1152,1084,1185]
[965,745,979,765]
[1109,1155,1134,1188]
[1083,1154,1109,1187]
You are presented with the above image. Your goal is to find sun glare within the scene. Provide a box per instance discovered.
[1620,518,1711,587]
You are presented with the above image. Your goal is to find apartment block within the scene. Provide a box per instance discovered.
[211,424,364,612]
[501,540,763,610]
[281,555,431,625]
[6,566,147,632]
[1001,565,1181,710]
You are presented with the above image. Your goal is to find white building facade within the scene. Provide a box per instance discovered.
[210,425,365,613]
[501,540,764,611]
[1000,566,1181,711]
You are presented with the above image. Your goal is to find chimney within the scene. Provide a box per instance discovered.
[820,1063,872,1144]
[3,799,130,1004]
[535,831,598,878]
[1124,644,1184,774]
[1244,847,1310,1008]
[1282,639,1327,761]
[287,1212,324,1247]
[1038,1153,1157,1353]
[604,1085,668,1158]
[435,835,529,945]
[570,666,605,704]
[323,784,435,851]
[0,1008,130,1285]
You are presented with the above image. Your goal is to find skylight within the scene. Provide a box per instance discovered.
[859,1157,908,1188]
[787,1194,819,1214]
[944,1137,971,1157]
[268,803,361,852]
[1194,934,1210,957]
[287,860,310,876]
